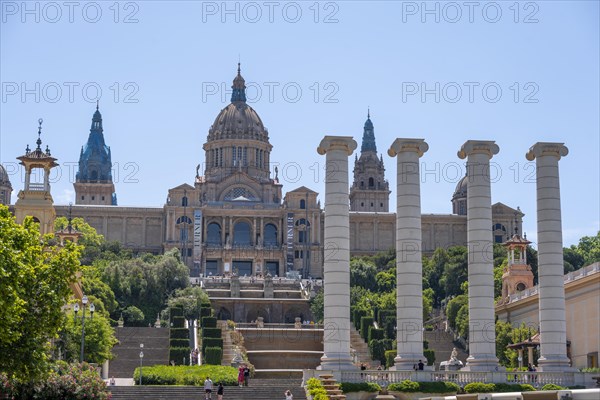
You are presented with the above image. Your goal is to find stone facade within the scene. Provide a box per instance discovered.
[12,65,524,279]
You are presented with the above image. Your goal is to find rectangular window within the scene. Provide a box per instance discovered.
[205,259,219,276]
[259,150,263,169]
[298,231,306,243]
[232,146,237,165]
[219,147,223,166]
[255,148,259,167]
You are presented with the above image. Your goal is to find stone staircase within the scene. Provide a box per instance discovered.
[319,374,346,400]
[110,327,169,378]
[424,330,469,368]
[217,320,235,366]
[350,326,380,367]
[109,378,303,400]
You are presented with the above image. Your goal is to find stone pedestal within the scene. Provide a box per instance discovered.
[388,138,429,370]
[317,135,357,371]
[230,274,241,298]
[526,142,572,371]
[263,274,274,298]
[458,140,500,371]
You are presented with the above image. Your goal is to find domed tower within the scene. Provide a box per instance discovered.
[452,175,468,215]
[0,163,12,205]
[199,64,280,204]
[74,103,117,205]
[14,118,58,235]
[349,111,390,212]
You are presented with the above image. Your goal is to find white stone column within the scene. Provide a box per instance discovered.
[317,135,357,370]
[526,142,571,371]
[388,139,429,370]
[458,140,500,371]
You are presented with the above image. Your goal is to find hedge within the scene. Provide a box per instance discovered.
[368,338,393,365]
[464,383,495,393]
[170,307,183,318]
[463,383,535,393]
[172,316,186,329]
[202,327,222,339]
[387,381,459,393]
[134,365,237,386]
[377,309,395,325]
[360,316,374,341]
[202,316,217,328]
[368,327,385,342]
[170,338,190,348]
[170,328,189,339]
[200,307,212,321]
[383,315,396,339]
[353,309,367,330]
[202,338,223,353]
[424,349,435,366]
[204,346,223,365]
[169,347,190,366]
[340,382,381,393]
[385,350,396,368]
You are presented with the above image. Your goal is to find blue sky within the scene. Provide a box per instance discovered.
[1,0,598,247]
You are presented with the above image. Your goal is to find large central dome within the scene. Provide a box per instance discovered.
[207,65,269,142]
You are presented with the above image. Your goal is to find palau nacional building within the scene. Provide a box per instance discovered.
[1,65,525,279]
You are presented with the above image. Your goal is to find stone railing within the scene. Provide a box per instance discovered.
[337,370,580,388]
[236,322,324,330]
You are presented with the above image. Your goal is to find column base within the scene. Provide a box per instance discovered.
[462,354,502,372]
[393,354,426,371]
[320,353,356,371]
[537,355,575,372]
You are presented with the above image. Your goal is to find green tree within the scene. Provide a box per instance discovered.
[575,231,600,267]
[0,206,82,379]
[441,246,468,299]
[423,288,434,321]
[350,259,378,292]
[167,286,211,320]
[423,248,449,305]
[310,289,324,323]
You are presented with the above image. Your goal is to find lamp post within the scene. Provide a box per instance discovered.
[73,295,95,363]
[139,343,144,385]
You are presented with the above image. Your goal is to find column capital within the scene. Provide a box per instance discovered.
[525,142,569,161]
[457,140,499,160]
[388,138,429,158]
[317,136,357,156]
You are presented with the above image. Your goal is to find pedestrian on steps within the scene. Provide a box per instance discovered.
[237,365,244,387]
[217,382,224,400]
[204,376,213,400]
[243,364,250,386]
[284,389,293,400]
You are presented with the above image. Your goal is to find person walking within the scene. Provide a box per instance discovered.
[418,360,424,370]
[243,364,250,386]
[217,382,224,400]
[237,365,245,387]
[204,376,213,400]
[284,389,293,400]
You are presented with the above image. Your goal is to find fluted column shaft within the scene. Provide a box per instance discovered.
[458,140,500,371]
[389,139,429,370]
[526,142,571,371]
[317,135,357,370]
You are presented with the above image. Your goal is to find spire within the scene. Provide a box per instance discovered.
[91,102,103,132]
[36,118,43,151]
[361,110,377,153]
[231,62,247,103]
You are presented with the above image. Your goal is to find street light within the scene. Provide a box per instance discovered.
[73,295,95,363]
[139,343,144,386]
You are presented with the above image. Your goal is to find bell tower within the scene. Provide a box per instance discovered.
[350,111,390,212]
[499,226,534,304]
[14,118,58,235]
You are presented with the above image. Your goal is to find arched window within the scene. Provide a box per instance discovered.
[233,221,251,246]
[264,223,278,246]
[176,216,192,225]
[295,218,310,227]
[300,199,306,209]
[368,177,374,187]
[181,196,188,207]
[206,222,222,245]
[224,187,258,201]
[493,223,507,243]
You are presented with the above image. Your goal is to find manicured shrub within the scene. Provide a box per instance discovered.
[200,307,212,321]
[340,382,381,393]
[204,346,223,365]
[389,380,420,392]
[464,382,495,393]
[305,377,322,390]
[424,349,435,366]
[313,394,329,400]
[170,307,183,318]
[368,327,384,342]
[202,316,217,328]
[170,328,189,339]
[377,309,394,325]
[202,338,223,353]
[134,365,237,386]
[202,328,221,339]
[541,384,565,390]
[494,383,536,392]
[169,347,190,366]
[354,309,367,330]
[423,340,429,349]
[385,350,396,368]
[418,381,460,393]
[360,316,374,340]
[384,316,396,339]
[369,338,393,365]
[172,316,186,328]
[170,338,190,348]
